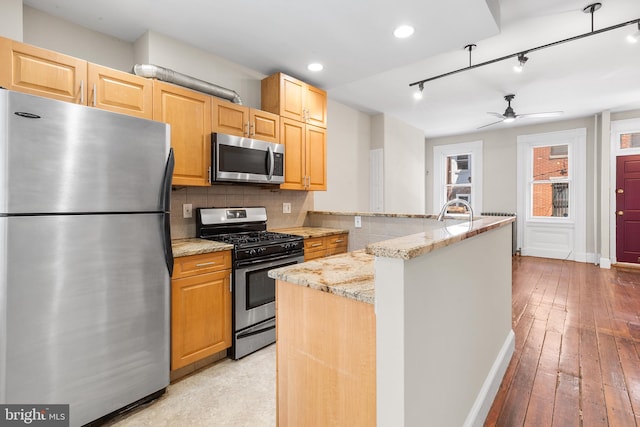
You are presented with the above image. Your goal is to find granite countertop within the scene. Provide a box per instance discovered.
[172,238,234,258]
[271,226,348,239]
[268,250,375,305]
[366,216,515,260]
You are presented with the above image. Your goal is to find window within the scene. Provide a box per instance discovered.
[619,132,640,150]
[432,141,482,214]
[531,144,570,218]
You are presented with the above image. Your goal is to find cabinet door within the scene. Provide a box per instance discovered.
[280,118,306,190]
[0,37,86,104]
[280,74,306,122]
[171,269,232,370]
[212,98,248,137]
[250,109,279,143]
[87,63,152,119]
[153,81,212,186]
[306,124,327,191]
[305,85,327,128]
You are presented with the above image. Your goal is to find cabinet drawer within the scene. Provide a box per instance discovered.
[172,251,231,279]
[326,234,348,248]
[304,237,326,252]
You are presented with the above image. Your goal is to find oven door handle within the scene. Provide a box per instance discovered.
[235,252,304,268]
[237,320,276,340]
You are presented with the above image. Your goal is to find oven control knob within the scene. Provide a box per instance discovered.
[258,247,266,254]
[248,249,256,256]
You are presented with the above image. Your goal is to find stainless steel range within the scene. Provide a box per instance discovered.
[196,207,304,359]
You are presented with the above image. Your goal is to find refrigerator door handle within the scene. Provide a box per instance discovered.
[162,149,175,276]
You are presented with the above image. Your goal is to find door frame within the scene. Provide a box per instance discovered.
[609,118,640,264]
[517,128,587,261]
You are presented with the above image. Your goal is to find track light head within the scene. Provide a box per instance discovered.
[513,53,528,73]
[414,82,424,100]
[627,23,640,43]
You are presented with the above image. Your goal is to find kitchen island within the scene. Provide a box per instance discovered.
[269,215,515,427]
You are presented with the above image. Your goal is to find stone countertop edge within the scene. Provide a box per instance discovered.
[172,238,234,258]
[271,226,349,239]
[365,216,515,261]
[268,250,375,305]
[308,210,438,219]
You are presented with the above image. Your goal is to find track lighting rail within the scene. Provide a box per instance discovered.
[409,17,640,88]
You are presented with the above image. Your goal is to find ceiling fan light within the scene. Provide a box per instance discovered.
[503,117,516,123]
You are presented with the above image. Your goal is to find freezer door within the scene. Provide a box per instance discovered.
[0,90,170,214]
[0,214,169,426]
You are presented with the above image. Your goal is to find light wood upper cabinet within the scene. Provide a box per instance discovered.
[0,37,153,119]
[87,63,152,119]
[153,81,212,187]
[171,251,232,371]
[0,37,86,104]
[212,98,279,143]
[261,72,327,128]
[280,118,326,191]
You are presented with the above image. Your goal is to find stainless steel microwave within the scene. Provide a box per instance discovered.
[211,133,285,185]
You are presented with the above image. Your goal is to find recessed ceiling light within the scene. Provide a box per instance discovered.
[307,63,323,72]
[393,25,414,39]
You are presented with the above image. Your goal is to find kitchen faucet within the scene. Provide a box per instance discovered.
[437,198,474,222]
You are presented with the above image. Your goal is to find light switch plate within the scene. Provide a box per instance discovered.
[183,203,193,218]
[355,215,362,228]
[283,202,292,214]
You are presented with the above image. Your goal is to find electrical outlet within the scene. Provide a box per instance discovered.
[354,215,362,228]
[282,203,292,214]
[183,203,193,219]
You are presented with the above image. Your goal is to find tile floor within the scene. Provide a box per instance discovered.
[105,344,275,427]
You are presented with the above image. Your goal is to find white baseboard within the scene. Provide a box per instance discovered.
[463,329,516,427]
[599,258,611,269]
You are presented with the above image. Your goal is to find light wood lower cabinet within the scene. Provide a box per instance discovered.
[304,233,348,261]
[276,280,375,426]
[171,251,232,371]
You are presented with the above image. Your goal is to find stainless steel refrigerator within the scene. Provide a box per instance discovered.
[0,90,174,426]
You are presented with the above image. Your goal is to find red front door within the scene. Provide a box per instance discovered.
[616,154,640,264]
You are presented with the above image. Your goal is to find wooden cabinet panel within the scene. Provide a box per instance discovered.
[87,63,152,119]
[0,37,86,104]
[172,251,231,279]
[212,98,279,143]
[154,81,212,186]
[212,98,248,136]
[306,124,327,191]
[280,118,306,190]
[261,72,327,128]
[250,109,279,142]
[280,118,326,191]
[171,268,231,370]
[303,234,348,261]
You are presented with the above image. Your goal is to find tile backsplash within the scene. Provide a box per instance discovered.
[170,185,314,239]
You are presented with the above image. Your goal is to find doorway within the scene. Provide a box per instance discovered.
[615,154,640,264]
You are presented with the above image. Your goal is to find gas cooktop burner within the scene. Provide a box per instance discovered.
[210,231,300,246]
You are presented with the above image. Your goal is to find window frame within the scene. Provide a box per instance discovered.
[432,140,483,215]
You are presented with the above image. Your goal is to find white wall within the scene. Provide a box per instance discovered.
[23,6,134,72]
[0,0,22,41]
[313,99,370,211]
[382,115,425,214]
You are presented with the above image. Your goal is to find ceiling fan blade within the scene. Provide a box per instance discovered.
[517,111,564,119]
[487,112,505,119]
[477,119,504,129]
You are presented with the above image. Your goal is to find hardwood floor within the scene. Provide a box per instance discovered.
[485,256,640,427]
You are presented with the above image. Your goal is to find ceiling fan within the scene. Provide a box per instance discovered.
[478,94,563,129]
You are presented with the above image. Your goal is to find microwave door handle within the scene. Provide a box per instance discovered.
[267,146,275,181]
